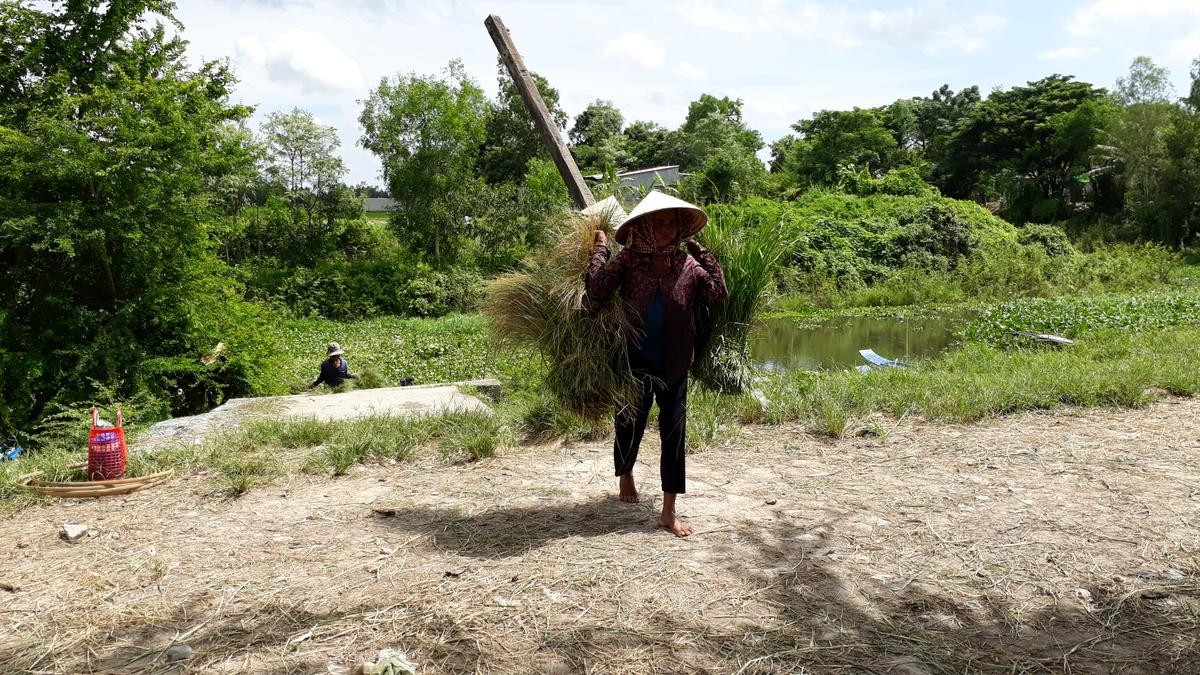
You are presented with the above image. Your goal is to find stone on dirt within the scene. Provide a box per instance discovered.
[165,644,193,662]
[354,648,416,675]
[60,523,88,542]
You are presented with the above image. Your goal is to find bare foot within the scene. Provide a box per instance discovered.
[618,473,639,503]
[658,512,694,537]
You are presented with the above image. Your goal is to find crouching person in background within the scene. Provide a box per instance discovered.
[310,342,357,389]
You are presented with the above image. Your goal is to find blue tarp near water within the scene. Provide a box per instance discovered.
[859,349,911,368]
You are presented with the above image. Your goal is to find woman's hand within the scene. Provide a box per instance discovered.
[685,239,704,255]
[595,230,608,246]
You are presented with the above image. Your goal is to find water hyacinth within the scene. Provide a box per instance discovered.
[485,210,643,420]
[962,288,1200,348]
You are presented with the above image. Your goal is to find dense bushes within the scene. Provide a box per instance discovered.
[0,2,290,433]
[250,261,483,320]
[1016,223,1076,256]
[711,191,1178,311]
[709,191,1016,294]
[220,198,393,266]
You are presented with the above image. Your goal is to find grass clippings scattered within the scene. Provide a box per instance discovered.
[2,400,1199,672]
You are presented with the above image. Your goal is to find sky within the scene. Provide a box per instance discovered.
[172,0,1200,185]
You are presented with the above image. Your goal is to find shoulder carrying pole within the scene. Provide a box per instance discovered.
[485,14,595,209]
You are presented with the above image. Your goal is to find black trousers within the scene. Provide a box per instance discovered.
[614,368,688,494]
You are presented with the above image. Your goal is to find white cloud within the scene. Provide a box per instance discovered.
[1069,0,1200,37]
[235,28,365,94]
[1168,31,1200,63]
[673,61,707,80]
[234,35,267,65]
[859,7,1005,54]
[677,1,1005,55]
[1038,46,1103,61]
[603,32,667,69]
[676,0,754,35]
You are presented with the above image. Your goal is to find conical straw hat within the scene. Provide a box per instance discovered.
[614,191,707,246]
[581,195,628,227]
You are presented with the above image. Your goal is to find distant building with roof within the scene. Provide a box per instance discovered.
[584,165,686,193]
[364,197,398,212]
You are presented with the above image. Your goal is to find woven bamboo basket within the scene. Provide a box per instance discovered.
[19,463,174,498]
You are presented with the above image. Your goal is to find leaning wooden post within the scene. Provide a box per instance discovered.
[485,14,595,209]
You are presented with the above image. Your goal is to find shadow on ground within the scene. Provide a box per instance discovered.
[368,500,1200,672]
[4,502,1198,672]
[370,497,653,558]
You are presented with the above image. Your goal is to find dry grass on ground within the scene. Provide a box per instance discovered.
[2,400,1200,673]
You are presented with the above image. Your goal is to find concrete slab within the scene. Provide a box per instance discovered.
[276,385,489,422]
[135,384,491,450]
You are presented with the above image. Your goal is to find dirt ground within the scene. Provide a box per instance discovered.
[3,399,1200,674]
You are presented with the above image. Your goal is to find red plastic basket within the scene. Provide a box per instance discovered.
[87,407,127,481]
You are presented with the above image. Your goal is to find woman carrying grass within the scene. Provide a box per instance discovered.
[586,192,728,537]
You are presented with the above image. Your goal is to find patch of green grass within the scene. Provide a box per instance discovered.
[685,388,754,450]
[0,433,209,514]
[759,327,1200,427]
[0,446,76,512]
[811,391,857,439]
[217,454,279,496]
[503,390,610,443]
[272,418,337,448]
[320,443,359,476]
[270,313,544,396]
[0,405,514,509]
[437,410,509,461]
[315,416,431,475]
[859,419,889,440]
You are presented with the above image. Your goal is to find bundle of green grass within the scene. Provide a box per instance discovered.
[485,205,642,420]
[487,196,792,420]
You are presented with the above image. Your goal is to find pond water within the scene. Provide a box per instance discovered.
[751,310,976,372]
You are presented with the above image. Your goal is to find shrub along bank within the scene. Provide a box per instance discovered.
[711,192,1178,312]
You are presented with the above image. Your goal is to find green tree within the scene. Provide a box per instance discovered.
[879,99,920,153]
[1149,57,1200,246]
[681,146,765,204]
[767,134,797,174]
[477,59,566,185]
[1189,57,1200,110]
[778,108,898,186]
[568,99,629,171]
[471,157,568,271]
[623,119,674,168]
[1106,57,1177,224]
[1048,97,1120,218]
[260,107,348,227]
[911,84,980,168]
[0,0,276,429]
[359,60,490,264]
[942,75,1106,221]
[673,94,763,171]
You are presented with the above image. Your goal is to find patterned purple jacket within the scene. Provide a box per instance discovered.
[585,241,728,384]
